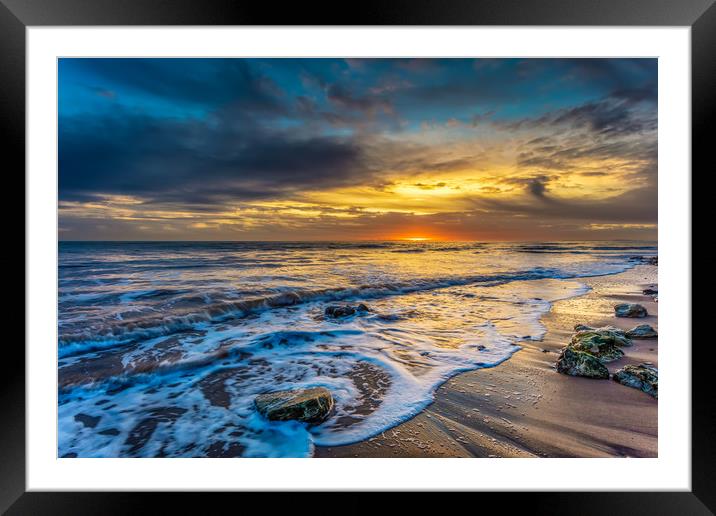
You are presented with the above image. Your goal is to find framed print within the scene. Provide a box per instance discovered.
[4,0,711,512]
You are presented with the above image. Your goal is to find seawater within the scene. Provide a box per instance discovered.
[57,241,656,457]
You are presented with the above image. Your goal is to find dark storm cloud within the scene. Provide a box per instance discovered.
[504,89,656,138]
[549,98,655,136]
[59,111,366,203]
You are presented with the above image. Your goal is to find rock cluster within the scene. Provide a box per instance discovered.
[556,284,658,398]
[556,326,632,378]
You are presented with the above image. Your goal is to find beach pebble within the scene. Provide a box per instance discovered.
[255,387,334,424]
[614,303,648,318]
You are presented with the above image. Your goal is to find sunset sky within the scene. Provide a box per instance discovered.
[58,58,657,241]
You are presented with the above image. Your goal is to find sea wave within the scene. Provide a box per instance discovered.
[58,265,618,355]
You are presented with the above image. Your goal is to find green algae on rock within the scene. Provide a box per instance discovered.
[613,364,658,398]
[568,330,628,361]
[572,325,632,346]
[255,387,334,424]
[556,346,610,379]
[556,326,634,379]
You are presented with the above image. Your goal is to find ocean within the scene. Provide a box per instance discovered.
[58,241,657,457]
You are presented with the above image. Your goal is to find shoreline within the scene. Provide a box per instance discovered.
[315,264,658,458]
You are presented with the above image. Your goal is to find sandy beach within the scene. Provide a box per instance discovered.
[316,264,658,458]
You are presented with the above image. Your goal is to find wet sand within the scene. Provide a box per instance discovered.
[316,264,658,458]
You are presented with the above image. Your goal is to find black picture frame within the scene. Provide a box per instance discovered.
[4,0,710,513]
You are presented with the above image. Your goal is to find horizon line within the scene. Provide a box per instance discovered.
[58,238,659,243]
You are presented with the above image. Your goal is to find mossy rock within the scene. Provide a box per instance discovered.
[625,324,658,339]
[613,364,658,398]
[556,347,609,379]
[569,330,627,362]
[614,303,648,318]
[255,387,334,424]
